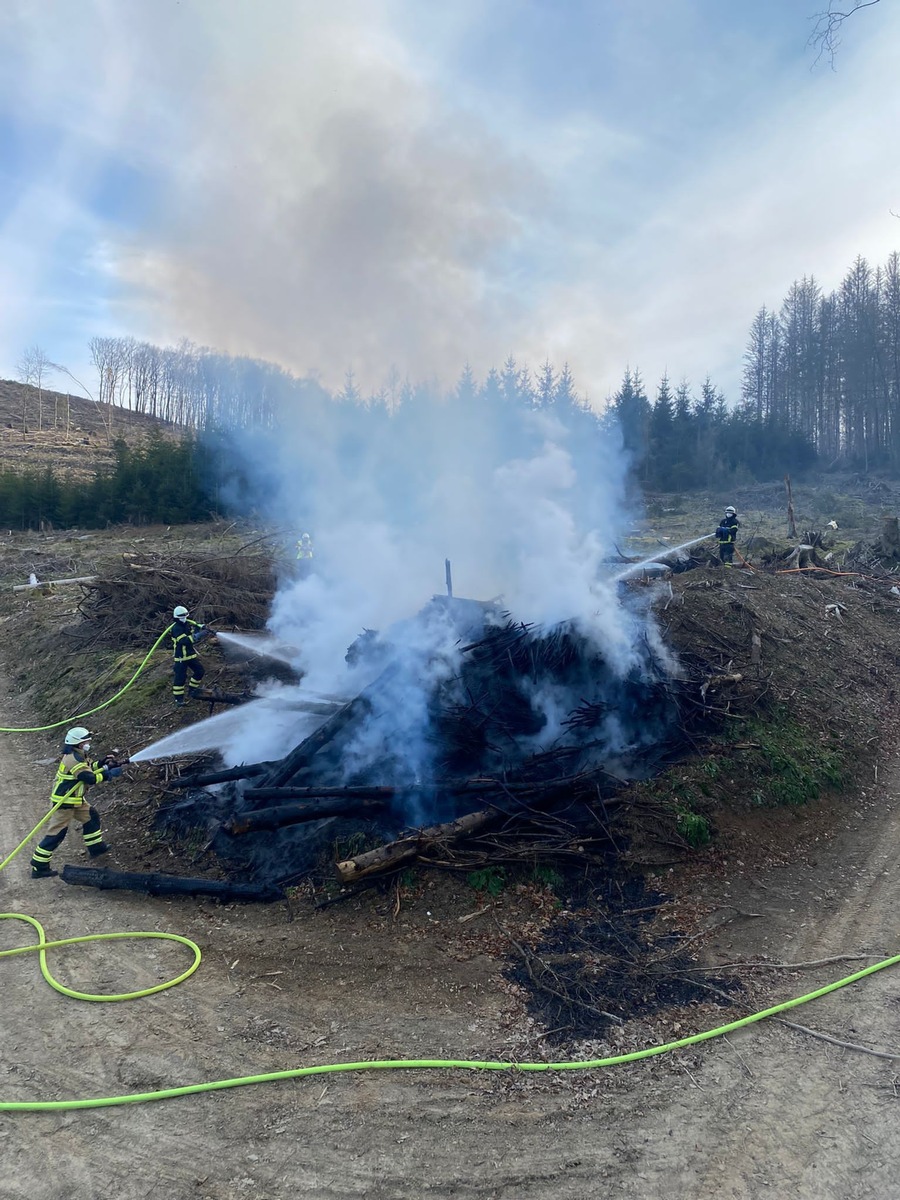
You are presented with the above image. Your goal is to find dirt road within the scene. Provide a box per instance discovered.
[3,720,900,1200]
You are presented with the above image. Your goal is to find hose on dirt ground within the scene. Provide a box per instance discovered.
[0,913,201,1003]
[2,621,898,1111]
[1,903,899,1112]
[0,629,171,734]
[0,801,66,873]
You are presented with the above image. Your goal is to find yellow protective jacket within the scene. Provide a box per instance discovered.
[50,750,111,807]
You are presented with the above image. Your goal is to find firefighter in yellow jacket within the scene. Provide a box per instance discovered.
[30,726,122,879]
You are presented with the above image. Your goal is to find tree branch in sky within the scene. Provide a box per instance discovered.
[809,0,883,66]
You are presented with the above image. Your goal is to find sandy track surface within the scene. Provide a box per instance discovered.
[3,720,900,1200]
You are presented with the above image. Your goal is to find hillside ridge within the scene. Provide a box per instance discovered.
[0,378,179,480]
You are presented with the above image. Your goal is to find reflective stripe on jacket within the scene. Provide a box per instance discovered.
[50,751,106,806]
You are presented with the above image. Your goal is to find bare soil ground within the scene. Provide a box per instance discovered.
[4,491,900,1198]
[4,694,900,1199]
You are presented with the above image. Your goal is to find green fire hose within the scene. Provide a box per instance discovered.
[0,628,170,735]
[2,632,897,1113]
[1,903,898,1113]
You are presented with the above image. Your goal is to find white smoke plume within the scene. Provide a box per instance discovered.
[171,379,673,782]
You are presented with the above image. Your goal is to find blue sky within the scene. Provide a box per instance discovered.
[1,0,899,405]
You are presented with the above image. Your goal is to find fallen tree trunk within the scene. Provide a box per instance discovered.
[12,575,98,591]
[259,693,373,787]
[229,796,390,834]
[243,779,537,806]
[259,662,403,788]
[335,787,629,883]
[336,808,498,884]
[61,864,282,902]
[195,687,253,707]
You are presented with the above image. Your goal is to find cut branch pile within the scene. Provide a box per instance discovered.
[73,549,276,648]
[166,600,690,888]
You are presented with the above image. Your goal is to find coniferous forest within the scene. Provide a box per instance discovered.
[5,249,900,530]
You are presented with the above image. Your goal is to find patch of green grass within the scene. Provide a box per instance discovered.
[530,863,564,892]
[675,808,712,847]
[333,830,381,861]
[743,710,846,807]
[466,866,508,897]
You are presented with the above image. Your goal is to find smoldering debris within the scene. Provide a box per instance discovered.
[159,591,687,888]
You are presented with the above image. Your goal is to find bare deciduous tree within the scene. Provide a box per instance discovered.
[49,361,95,443]
[16,344,52,436]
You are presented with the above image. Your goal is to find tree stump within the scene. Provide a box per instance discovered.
[881,516,900,558]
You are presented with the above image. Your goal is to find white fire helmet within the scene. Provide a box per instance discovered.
[724,506,737,516]
[173,605,189,620]
[65,726,92,746]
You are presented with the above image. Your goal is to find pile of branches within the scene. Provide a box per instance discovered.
[74,550,275,648]
[167,609,689,889]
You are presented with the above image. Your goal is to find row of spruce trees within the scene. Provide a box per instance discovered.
[0,367,813,530]
[0,435,216,530]
[6,247,900,529]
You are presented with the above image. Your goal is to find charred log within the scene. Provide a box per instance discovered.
[195,687,254,707]
[258,667,402,787]
[229,796,390,834]
[244,784,401,803]
[171,762,273,789]
[61,864,283,902]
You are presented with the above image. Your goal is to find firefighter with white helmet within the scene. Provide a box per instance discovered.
[715,505,740,567]
[169,604,211,706]
[30,727,123,879]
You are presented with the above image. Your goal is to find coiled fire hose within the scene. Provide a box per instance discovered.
[2,888,899,1111]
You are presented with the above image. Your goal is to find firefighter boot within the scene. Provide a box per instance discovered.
[88,842,111,858]
[31,865,59,880]
[31,832,64,878]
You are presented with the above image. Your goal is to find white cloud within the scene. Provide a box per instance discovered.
[2,0,899,401]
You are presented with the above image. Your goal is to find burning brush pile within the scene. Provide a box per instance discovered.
[163,592,688,890]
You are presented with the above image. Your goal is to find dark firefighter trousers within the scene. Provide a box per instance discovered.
[173,657,205,700]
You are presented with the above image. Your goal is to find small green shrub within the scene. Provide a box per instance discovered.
[530,864,564,892]
[467,866,508,897]
[743,711,846,807]
[676,809,712,847]
[333,830,378,860]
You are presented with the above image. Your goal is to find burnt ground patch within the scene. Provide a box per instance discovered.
[504,866,739,1046]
